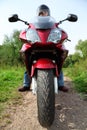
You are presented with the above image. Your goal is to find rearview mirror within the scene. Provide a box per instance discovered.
[66,14,78,22]
[8,14,19,22]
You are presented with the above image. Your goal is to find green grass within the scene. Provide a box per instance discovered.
[64,60,87,94]
[0,66,25,114]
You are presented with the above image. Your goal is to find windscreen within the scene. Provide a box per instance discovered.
[30,16,56,29]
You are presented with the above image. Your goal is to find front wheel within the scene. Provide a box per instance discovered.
[37,69,55,127]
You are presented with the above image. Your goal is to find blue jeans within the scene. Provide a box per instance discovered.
[58,71,64,87]
[23,71,64,88]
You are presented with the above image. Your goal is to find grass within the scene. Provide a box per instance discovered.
[0,65,25,114]
[64,62,87,94]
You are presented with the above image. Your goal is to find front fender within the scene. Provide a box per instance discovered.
[31,58,58,77]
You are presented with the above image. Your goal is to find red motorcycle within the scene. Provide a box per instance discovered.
[8,14,77,127]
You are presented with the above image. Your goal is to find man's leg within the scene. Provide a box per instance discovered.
[18,71,31,92]
[58,71,69,92]
[58,71,64,86]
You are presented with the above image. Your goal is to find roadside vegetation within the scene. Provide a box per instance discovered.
[0,30,87,116]
[64,40,87,94]
[0,30,25,115]
[0,66,25,115]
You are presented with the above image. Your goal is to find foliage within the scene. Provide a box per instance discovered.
[0,66,25,113]
[65,58,87,94]
[75,39,87,59]
[64,39,87,94]
[0,30,23,66]
[63,52,81,67]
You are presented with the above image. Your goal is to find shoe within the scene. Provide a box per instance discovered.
[58,86,69,92]
[18,86,30,92]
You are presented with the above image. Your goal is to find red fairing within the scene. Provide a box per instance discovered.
[19,30,27,43]
[31,58,58,77]
[37,30,50,43]
[20,43,31,52]
[61,30,68,41]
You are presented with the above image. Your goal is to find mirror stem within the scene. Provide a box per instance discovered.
[18,19,29,25]
[58,19,67,24]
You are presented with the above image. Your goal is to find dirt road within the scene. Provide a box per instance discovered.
[0,77,87,130]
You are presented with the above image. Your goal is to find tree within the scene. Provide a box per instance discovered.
[75,40,87,59]
[0,30,23,66]
[63,52,81,68]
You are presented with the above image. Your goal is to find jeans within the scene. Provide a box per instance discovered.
[58,71,64,87]
[23,71,64,88]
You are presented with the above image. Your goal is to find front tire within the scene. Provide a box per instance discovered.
[37,69,55,127]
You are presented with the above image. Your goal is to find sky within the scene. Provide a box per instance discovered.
[0,0,87,54]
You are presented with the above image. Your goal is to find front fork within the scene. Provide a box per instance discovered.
[54,77,58,94]
[31,76,58,95]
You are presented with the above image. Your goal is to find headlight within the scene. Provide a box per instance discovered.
[26,29,41,43]
[47,28,62,43]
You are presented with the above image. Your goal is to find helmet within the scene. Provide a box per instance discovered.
[37,4,50,16]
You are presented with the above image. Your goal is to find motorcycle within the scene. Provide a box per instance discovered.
[8,14,78,127]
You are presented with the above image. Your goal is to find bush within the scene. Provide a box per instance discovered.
[65,59,87,94]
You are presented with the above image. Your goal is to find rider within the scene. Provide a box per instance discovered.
[18,4,69,92]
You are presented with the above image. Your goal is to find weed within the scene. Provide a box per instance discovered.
[0,66,25,114]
